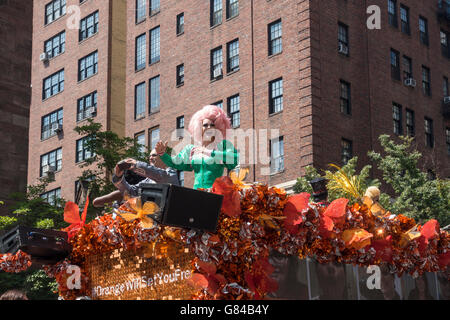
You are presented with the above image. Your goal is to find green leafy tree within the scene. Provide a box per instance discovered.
[74,119,150,199]
[0,178,65,300]
[368,135,450,226]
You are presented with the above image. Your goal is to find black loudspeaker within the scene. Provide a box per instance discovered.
[139,184,224,233]
[0,226,72,265]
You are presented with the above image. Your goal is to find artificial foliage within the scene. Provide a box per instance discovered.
[1,177,448,300]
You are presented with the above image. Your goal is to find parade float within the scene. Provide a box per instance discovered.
[1,169,449,300]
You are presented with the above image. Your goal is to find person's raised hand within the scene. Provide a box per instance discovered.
[155,141,168,156]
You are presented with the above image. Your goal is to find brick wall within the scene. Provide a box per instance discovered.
[0,0,33,214]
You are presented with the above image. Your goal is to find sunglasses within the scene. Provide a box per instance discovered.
[202,123,216,128]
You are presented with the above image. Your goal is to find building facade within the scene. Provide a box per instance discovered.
[125,0,450,193]
[28,0,450,202]
[0,0,33,214]
[28,0,126,203]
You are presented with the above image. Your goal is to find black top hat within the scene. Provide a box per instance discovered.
[309,177,328,202]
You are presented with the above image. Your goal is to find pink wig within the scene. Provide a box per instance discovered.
[188,105,231,144]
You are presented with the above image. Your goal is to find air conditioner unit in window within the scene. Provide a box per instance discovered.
[338,43,349,55]
[40,52,49,62]
[444,96,450,104]
[87,106,97,117]
[42,165,56,179]
[51,123,63,134]
[404,78,417,87]
[213,67,223,78]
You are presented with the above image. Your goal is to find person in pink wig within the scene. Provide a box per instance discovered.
[155,105,239,189]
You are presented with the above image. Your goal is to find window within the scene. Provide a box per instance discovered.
[418,16,429,46]
[390,49,400,80]
[136,0,146,23]
[446,127,450,155]
[211,0,222,26]
[269,78,283,114]
[43,69,64,100]
[76,136,95,163]
[176,64,184,86]
[441,30,449,58]
[400,5,410,35]
[176,115,185,138]
[227,39,239,73]
[149,26,160,64]
[227,94,240,128]
[422,66,431,96]
[211,46,223,80]
[77,91,97,122]
[41,188,61,206]
[340,80,351,115]
[393,103,402,135]
[149,75,160,113]
[177,13,184,35]
[78,51,98,81]
[213,100,223,109]
[44,31,65,59]
[444,77,449,97]
[270,136,284,174]
[402,55,412,79]
[150,0,160,15]
[135,82,146,119]
[341,139,353,164]
[406,109,415,137]
[41,108,63,140]
[135,33,146,71]
[226,0,239,19]
[40,148,62,177]
[268,19,282,56]
[149,127,160,151]
[338,22,349,55]
[45,0,66,25]
[424,117,434,148]
[135,132,146,154]
[388,0,398,27]
[79,11,99,42]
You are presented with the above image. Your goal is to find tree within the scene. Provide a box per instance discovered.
[0,178,65,300]
[293,135,450,227]
[368,135,450,226]
[74,119,150,200]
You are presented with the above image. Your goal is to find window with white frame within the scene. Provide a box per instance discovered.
[40,148,62,177]
[270,136,284,174]
[41,108,63,140]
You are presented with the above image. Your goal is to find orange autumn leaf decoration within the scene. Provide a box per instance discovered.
[319,198,348,234]
[323,198,348,218]
[229,167,249,187]
[190,259,226,296]
[371,235,393,263]
[244,257,278,299]
[63,196,89,239]
[420,219,439,241]
[342,228,373,250]
[119,197,159,229]
[212,176,241,218]
[283,193,310,235]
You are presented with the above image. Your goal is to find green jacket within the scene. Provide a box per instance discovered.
[160,140,239,189]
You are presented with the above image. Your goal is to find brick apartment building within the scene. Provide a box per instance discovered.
[0,0,33,214]
[28,0,127,204]
[28,0,450,203]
